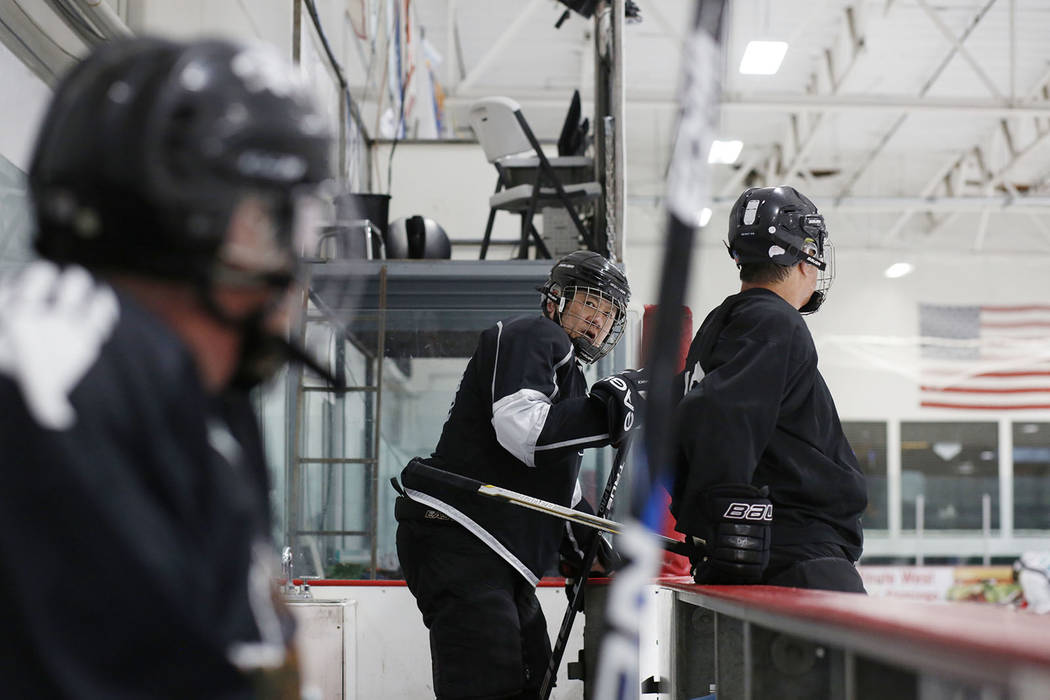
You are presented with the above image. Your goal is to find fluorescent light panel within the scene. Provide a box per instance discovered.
[708,140,742,164]
[739,40,788,75]
[884,262,914,279]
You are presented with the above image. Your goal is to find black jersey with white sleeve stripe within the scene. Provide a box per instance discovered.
[403,314,611,583]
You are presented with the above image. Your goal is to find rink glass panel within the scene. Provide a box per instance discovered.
[841,421,888,531]
[256,302,632,580]
[900,421,999,531]
[1012,422,1050,530]
[0,154,33,272]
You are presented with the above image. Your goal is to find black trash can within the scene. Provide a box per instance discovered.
[335,192,390,236]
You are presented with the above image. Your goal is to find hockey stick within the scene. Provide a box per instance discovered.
[539,438,632,700]
[592,2,727,699]
[395,460,695,555]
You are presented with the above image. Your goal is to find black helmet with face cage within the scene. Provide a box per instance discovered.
[727,186,834,314]
[540,250,630,363]
[29,36,331,285]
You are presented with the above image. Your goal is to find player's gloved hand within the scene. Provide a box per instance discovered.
[559,530,621,607]
[693,484,772,584]
[589,368,648,447]
[0,262,119,430]
[560,514,623,578]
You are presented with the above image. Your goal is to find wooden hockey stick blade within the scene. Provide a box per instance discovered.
[399,460,701,553]
[477,484,698,557]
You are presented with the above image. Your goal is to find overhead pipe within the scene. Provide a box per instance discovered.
[627,194,1050,214]
[66,0,132,39]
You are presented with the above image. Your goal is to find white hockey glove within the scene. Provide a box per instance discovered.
[0,262,119,430]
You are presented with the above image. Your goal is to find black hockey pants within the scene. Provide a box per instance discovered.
[397,518,551,700]
[764,542,867,593]
[693,542,867,592]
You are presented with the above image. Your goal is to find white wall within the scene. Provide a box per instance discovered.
[373,141,524,255]
[635,240,1050,422]
[381,141,1050,423]
[810,249,1050,421]
[128,0,294,55]
[308,583,587,700]
[0,41,50,171]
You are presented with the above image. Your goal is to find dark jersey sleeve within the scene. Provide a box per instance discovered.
[0,287,277,697]
[672,319,800,536]
[487,317,609,469]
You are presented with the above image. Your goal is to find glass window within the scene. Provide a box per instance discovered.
[1012,422,1050,530]
[0,153,34,272]
[900,422,998,531]
[259,289,631,580]
[841,422,887,530]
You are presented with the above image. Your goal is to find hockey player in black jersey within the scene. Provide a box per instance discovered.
[0,38,332,696]
[671,186,868,593]
[396,250,645,699]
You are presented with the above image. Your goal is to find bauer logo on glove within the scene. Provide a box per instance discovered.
[723,502,773,522]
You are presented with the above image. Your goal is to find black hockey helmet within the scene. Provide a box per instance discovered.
[727,186,834,313]
[540,250,630,363]
[29,36,332,286]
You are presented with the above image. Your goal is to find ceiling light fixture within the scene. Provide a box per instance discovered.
[884,262,914,279]
[708,140,742,164]
[739,40,788,75]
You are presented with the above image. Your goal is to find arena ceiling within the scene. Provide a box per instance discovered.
[419,0,1050,254]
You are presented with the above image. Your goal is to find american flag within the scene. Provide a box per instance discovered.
[920,303,1050,410]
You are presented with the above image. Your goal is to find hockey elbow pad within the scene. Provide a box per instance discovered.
[589,368,648,446]
[699,483,772,584]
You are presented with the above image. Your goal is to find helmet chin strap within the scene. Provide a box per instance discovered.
[799,290,824,314]
[194,278,342,391]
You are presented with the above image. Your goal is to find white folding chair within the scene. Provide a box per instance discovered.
[468,96,600,259]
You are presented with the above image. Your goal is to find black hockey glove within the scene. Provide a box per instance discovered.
[559,531,621,578]
[589,368,648,447]
[692,484,772,585]
[559,506,623,578]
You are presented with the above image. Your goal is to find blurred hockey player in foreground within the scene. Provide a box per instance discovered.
[0,37,332,696]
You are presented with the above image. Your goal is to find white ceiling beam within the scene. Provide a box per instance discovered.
[882,36,1050,245]
[914,0,998,97]
[442,93,1050,118]
[764,195,1050,213]
[926,210,961,239]
[643,0,684,48]
[916,0,1003,101]
[715,148,768,198]
[721,94,1050,117]
[997,179,1050,246]
[440,92,1050,118]
[777,4,869,183]
[453,0,543,93]
[632,194,1050,213]
[838,0,998,200]
[1010,0,1017,101]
